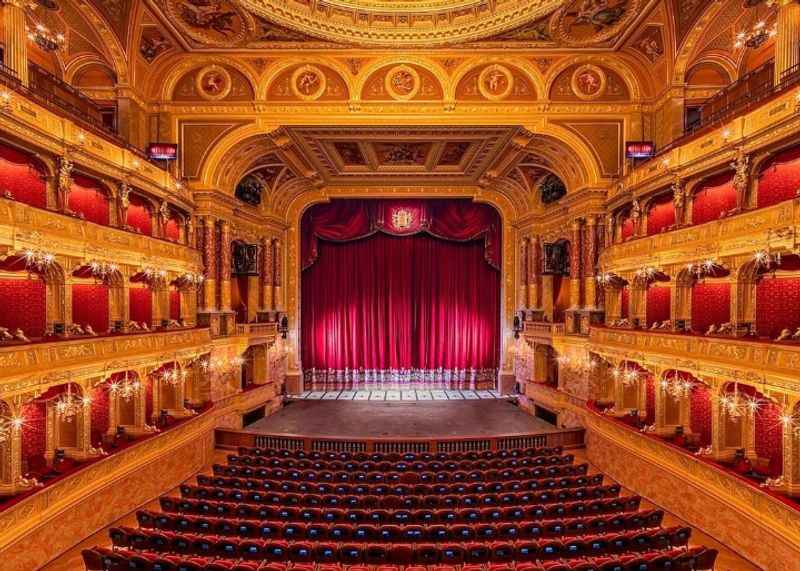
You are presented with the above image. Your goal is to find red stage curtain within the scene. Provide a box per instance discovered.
[302,199,501,270]
[301,232,500,390]
[692,172,736,225]
[72,283,109,334]
[757,145,800,209]
[691,282,731,333]
[129,287,152,325]
[127,193,152,236]
[646,286,671,326]
[646,193,675,235]
[69,175,109,226]
[0,278,46,337]
[756,276,800,339]
[0,144,47,208]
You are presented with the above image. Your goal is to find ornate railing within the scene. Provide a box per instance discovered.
[215,427,586,453]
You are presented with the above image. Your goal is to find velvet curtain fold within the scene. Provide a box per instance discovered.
[301,201,501,391]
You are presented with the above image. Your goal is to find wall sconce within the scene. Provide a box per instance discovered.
[721,128,732,142]
[278,315,289,339]
[0,90,12,112]
[513,313,523,339]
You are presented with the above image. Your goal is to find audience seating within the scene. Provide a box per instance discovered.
[83,447,718,571]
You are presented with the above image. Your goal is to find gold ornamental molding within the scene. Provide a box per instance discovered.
[599,198,799,272]
[588,327,800,395]
[236,0,565,47]
[586,415,800,569]
[0,329,213,395]
[0,200,202,273]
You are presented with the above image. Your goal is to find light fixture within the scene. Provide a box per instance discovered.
[734,1,777,50]
[635,265,661,283]
[596,271,625,288]
[660,371,694,399]
[141,266,167,285]
[686,259,722,281]
[557,353,598,376]
[611,364,640,387]
[754,249,781,272]
[109,372,141,402]
[23,247,55,273]
[716,383,761,422]
[26,22,65,52]
[55,384,90,423]
[0,414,23,444]
[88,260,119,281]
[161,364,188,386]
[179,272,205,288]
[0,90,12,112]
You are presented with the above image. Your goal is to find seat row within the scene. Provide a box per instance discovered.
[227,455,575,472]
[178,484,621,510]
[107,525,694,564]
[135,510,665,542]
[159,496,643,522]
[213,464,589,485]
[196,474,605,496]
[235,447,565,463]
[83,545,719,571]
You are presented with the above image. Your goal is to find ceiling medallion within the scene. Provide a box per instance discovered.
[291,65,327,101]
[385,65,421,101]
[195,65,233,101]
[165,0,252,46]
[478,65,514,101]
[570,64,607,100]
[554,0,637,47]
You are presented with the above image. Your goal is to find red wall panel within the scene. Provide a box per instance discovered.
[646,193,675,235]
[90,384,110,446]
[72,283,109,334]
[169,290,181,321]
[0,145,47,208]
[646,286,671,326]
[164,215,181,242]
[692,172,736,226]
[691,282,731,333]
[689,384,712,447]
[129,287,152,325]
[69,175,109,226]
[620,287,630,319]
[755,401,783,477]
[756,276,800,339]
[20,402,46,468]
[645,375,655,425]
[0,278,46,337]
[620,217,635,240]
[757,145,800,209]
[126,194,152,236]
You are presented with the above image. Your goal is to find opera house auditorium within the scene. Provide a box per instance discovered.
[2,0,800,569]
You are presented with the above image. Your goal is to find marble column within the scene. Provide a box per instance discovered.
[272,238,283,311]
[202,217,217,312]
[583,216,599,309]
[527,235,541,310]
[260,236,274,313]
[1,0,28,85]
[219,220,232,311]
[519,237,529,309]
[569,219,583,309]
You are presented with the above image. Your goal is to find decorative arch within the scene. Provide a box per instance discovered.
[259,58,353,102]
[156,56,260,102]
[354,57,448,102]
[543,56,643,102]
[450,57,546,102]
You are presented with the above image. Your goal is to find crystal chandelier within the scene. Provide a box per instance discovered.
[0,415,23,444]
[557,353,598,375]
[23,248,55,273]
[596,271,625,288]
[753,249,781,272]
[162,366,188,386]
[634,266,661,283]
[55,385,90,423]
[685,259,722,281]
[88,260,119,281]
[717,383,760,422]
[735,1,777,50]
[200,355,244,377]
[141,266,167,285]
[611,364,640,387]
[660,371,694,399]
[179,272,205,288]
[26,22,65,52]
[109,372,141,402]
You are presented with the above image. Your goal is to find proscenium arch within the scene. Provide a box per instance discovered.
[282,187,519,378]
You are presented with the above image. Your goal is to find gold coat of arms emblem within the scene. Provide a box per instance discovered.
[392,208,414,229]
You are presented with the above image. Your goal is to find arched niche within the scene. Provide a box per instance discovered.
[0,143,49,208]
[68,174,111,226]
[0,254,66,340]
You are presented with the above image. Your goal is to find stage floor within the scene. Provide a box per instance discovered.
[245,399,559,438]
[296,389,503,401]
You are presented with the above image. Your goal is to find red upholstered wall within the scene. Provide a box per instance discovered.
[757,145,800,209]
[691,282,731,333]
[90,384,110,446]
[620,287,630,319]
[646,193,675,235]
[20,402,46,470]
[164,215,181,242]
[69,175,109,226]
[72,283,109,334]
[0,278,46,337]
[620,216,635,240]
[756,276,800,339]
[169,290,181,321]
[146,378,154,422]
[129,287,152,325]
[755,401,783,477]
[689,384,712,447]
[0,145,47,208]
[646,286,671,326]
[126,194,152,236]
[645,375,655,425]
[692,172,736,226]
